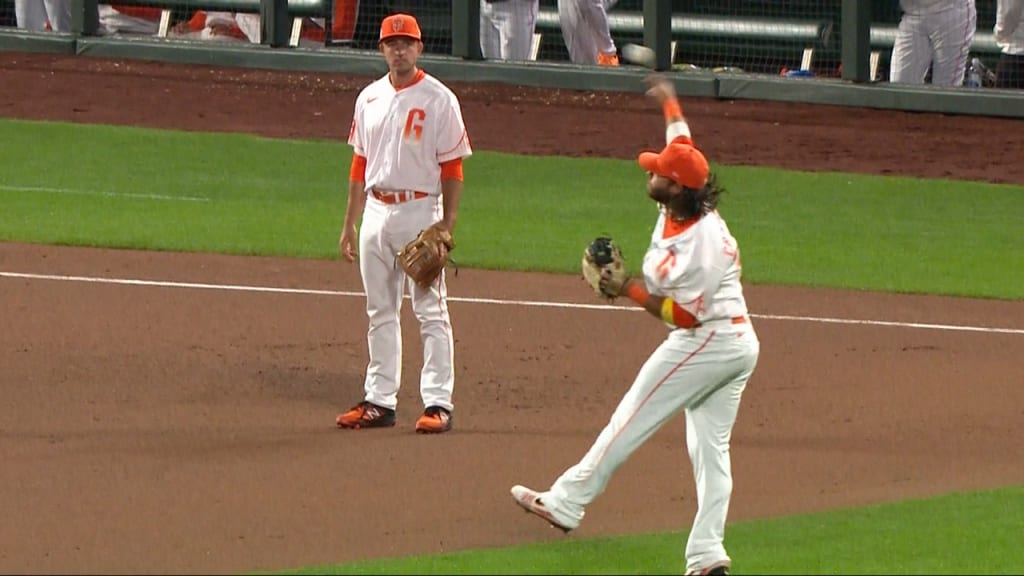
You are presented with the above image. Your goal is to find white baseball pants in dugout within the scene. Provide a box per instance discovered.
[543,319,759,570]
[358,193,455,412]
[15,0,72,31]
[889,0,977,86]
[557,0,618,64]
[480,0,539,61]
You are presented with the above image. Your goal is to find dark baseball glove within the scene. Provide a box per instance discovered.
[398,223,455,289]
[582,236,629,300]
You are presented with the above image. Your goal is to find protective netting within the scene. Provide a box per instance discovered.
[532,0,838,75]
[0,0,1007,87]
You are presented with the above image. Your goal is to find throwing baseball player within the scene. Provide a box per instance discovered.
[557,0,620,65]
[889,0,977,86]
[336,13,472,434]
[510,74,760,576]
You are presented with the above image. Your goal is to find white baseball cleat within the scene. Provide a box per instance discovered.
[510,485,577,533]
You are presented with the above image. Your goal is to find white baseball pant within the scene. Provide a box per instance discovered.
[358,195,455,412]
[543,320,759,571]
[480,0,539,61]
[557,0,618,64]
[15,0,72,31]
[889,0,977,86]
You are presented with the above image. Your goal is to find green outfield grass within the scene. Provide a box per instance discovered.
[1,119,1022,299]
[271,485,1024,575]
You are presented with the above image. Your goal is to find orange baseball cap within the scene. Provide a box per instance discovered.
[637,139,709,189]
[379,13,422,43]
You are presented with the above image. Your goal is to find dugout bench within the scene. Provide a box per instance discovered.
[74,0,336,47]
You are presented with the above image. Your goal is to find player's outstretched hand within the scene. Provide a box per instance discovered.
[644,74,677,105]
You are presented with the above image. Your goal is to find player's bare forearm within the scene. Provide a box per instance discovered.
[343,180,366,231]
[621,278,665,318]
[338,180,366,262]
[439,178,462,232]
[621,278,699,329]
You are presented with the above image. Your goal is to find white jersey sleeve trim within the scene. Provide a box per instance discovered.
[666,120,691,145]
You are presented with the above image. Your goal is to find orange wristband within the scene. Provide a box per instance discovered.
[625,281,649,307]
[662,99,682,119]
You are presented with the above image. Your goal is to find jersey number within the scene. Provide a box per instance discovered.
[403,109,426,141]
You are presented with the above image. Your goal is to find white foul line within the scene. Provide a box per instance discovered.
[1,184,210,202]
[2,271,1022,335]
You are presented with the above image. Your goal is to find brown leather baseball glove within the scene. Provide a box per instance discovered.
[582,236,629,301]
[398,223,455,289]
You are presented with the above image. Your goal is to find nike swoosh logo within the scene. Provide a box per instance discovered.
[367,97,378,103]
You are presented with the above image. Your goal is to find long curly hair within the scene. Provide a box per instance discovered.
[665,173,725,220]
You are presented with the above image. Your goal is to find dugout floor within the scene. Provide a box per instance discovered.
[1,52,1023,574]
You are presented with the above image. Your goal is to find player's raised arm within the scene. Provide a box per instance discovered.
[644,74,692,145]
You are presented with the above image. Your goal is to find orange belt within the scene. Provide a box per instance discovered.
[693,316,747,329]
[371,189,429,204]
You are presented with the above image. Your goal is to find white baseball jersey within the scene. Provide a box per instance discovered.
[641,210,747,326]
[349,71,472,194]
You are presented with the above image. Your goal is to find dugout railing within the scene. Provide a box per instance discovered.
[1,0,1021,119]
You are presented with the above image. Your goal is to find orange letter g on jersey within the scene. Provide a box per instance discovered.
[403,108,426,141]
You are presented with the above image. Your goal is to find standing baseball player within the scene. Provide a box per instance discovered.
[336,13,472,434]
[557,0,620,66]
[994,0,1024,88]
[889,0,977,86]
[480,0,539,61]
[15,0,71,31]
[510,74,759,576]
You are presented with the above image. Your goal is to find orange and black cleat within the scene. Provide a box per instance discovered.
[336,401,396,429]
[415,406,452,434]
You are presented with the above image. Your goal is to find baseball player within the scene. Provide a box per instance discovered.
[98,4,162,36]
[14,0,71,31]
[994,0,1024,88]
[480,0,539,62]
[336,13,472,434]
[510,75,759,576]
[889,0,977,86]
[557,0,620,66]
[170,11,259,43]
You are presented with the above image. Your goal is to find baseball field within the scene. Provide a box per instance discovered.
[1,52,1023,575]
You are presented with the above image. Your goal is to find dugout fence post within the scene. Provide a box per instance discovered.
[261,0,290,47]
[841,0,871,83]
[451,1,483,60]
[71,0,99,36]
[643,0,672,72]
